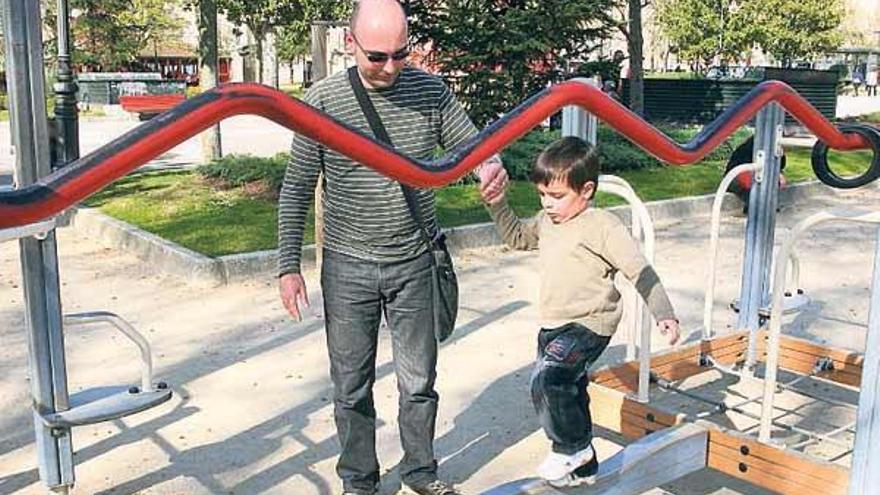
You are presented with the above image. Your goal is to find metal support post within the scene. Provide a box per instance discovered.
[738,104,784,370]
[849,226,880,494]
[561,77,599,146]
[2,0,74,491]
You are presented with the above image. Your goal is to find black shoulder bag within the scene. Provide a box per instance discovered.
[347,67,459,342]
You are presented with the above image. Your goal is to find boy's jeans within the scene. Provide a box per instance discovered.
[321,249,440,494]
[531,322,611,455]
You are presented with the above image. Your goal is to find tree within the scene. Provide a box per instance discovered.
[408,0,617,127]
[197,0,222,160]
[655,0,843,71]
[43,0,184,71]
[744,0,844,66]
[614,0,648,115]
[655,0,753,72]
[217,0,304,84]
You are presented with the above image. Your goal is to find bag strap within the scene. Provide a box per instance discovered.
[347,66,437,246]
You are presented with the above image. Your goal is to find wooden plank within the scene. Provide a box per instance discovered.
[594,332,751,390]
[711,441,848,489]
[650,332,750,368]
[708,428,849,490]
[777,346,863,378]
[709,452,845,495]
[588,383,679,434]
[777,355,861,387]
[778,334,864,367]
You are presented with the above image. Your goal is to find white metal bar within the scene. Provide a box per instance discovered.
[598,176,655,402]
[63,312,154,392]
[760,209,880,443]
[703,161,764,340]
[0,218,58,244]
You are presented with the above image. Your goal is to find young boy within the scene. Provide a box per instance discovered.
[482,136,680,486]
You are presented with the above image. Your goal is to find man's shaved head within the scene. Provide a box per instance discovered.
[350,0,407,35]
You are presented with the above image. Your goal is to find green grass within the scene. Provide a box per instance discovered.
[84,172,293,257]
[85,144,878,257]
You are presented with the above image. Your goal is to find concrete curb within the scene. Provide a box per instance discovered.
[69,180,840,286]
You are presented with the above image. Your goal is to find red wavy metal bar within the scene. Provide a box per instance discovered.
[0,79,870,229]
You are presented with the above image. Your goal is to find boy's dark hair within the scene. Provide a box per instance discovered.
[530,136,600,197]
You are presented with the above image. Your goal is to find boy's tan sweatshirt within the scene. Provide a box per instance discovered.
[487,200,676,336]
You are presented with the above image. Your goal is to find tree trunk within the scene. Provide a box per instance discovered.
[310,23,329,271]
[310,23,328,82]
[627,0,645,116]
[254,29,264,84]
[198,0,222,161]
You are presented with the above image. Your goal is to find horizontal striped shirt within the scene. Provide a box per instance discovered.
[278,66,478,275]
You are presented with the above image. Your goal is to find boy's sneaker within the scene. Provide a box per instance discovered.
[537,444,599,487]
[405,478,462,495]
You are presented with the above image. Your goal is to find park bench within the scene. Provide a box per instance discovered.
[119,94,186,120]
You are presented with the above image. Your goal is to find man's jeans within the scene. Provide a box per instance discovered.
[321,249,439,494]
[530,322,611,455]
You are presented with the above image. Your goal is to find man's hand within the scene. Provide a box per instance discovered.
[657,318,680,346]
[279,273,310,321]
[478,158,509,205]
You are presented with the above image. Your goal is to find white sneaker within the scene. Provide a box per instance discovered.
[537,444,598,487]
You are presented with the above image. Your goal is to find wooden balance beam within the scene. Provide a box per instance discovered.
[478,422,709,495]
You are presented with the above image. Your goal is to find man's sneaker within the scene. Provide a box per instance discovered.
[405,478,463,495]
[537,444,599,487]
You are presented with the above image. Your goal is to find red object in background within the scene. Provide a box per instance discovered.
[219,58,231,83]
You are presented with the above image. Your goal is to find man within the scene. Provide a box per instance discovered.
[277,1,508,494]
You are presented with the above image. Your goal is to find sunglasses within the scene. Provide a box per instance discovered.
[351,34,410,63]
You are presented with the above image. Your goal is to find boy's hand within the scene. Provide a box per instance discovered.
[657,318,680,346]
[478,158,509,205]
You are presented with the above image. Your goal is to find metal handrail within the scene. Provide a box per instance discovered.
[0,80,872,229]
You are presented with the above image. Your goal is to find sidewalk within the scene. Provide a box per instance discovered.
[1,184,877,494]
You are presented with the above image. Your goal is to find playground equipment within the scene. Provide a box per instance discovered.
[4,2,880,493]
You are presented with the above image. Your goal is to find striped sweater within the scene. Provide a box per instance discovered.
[278,67,478,275]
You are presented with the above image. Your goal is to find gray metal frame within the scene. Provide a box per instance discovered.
[737,104,785,371]
[2,1,75,491]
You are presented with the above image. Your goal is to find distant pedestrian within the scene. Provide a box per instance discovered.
[852,66,864,96]
[602,80,620,102]
[866,67,878,97]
